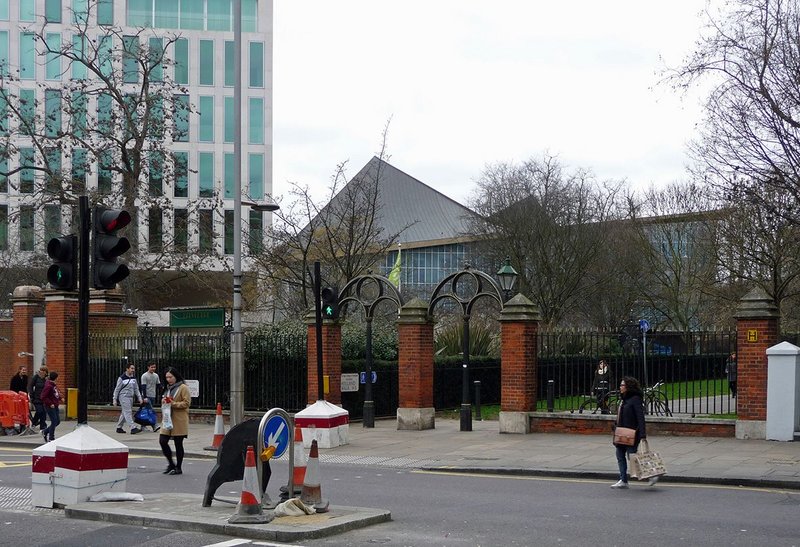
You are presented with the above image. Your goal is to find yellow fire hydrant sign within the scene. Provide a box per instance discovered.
[747,329,758,342]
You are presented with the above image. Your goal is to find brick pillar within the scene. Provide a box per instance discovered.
[396,298,435,430]
[498,294,541,434]
[734,287,780,440]
[44,290,80,390]
[305,310,342,405]
[88,289,137,336]
[10,286,44,388]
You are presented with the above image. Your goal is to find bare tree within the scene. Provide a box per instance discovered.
[665,0,800,224]
[467,153,628,326]
[0,4,229,306]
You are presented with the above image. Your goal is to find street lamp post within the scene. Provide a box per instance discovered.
[231,0,279,425]
[496,256,518,301]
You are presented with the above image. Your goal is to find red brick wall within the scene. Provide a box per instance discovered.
[500,321,538,412]
[397,322,434,408]
[736,318,778,421]
[306,321,342,405]
[45,296,79,390]
[529,415,734,437]
[11,296,44,386]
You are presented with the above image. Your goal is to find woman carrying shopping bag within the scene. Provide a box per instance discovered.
[159,367,191,475]
[610,376,659,488]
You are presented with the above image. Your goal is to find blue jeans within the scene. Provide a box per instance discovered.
[44,407,60,440]
[32,402,47,429]
[615,444,637,482]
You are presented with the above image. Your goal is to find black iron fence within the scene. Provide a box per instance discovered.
[88,329,307,412]
[88,327,738,417]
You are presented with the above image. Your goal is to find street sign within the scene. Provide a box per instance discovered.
[341,373,359,392]
[639,319,650,333]
[360,371,377,384]
[169,307,225,328]
[262,414,289,459]
[185,379,199,398]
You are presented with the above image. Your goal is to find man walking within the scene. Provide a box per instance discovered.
[10,366,28,393]
[140,362,162,405]
[113,363,143,434]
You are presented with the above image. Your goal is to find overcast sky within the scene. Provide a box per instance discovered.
[272,1,709,207]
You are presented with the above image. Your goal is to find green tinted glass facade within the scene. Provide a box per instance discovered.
[224,153,234,198]
[174,208,188,252]
[174,38,188,84]
[20,0,35,21]
[45,34,61,80]
[45,0,61,22]
[248,97,263,144]
[199,96,214,142]
[173,152,188,197]
[148,208,162,252]
[0,31,7,75]
[45,90,61,137]
[248,209,263,253]
[199,40,214,85]
[224,97,234,142]
[71,148,87,192]
[224,41,234,86]
[19,207,34,251]
[249,42,263,87]
[174,94,189,141]
[97,0,113,24]
[154,0,178,27]
[20,33,36,79]
[123,36,139,83]
[19,89,35,135]
[149,37,163,82]
[72,35,87,79]
[248,153,263,199]
[199,209,213,251]
[19,148,35,194]
[199,152,214,197]
[71,92,87,138]
[72,0,88,23]
[224,209,233,254]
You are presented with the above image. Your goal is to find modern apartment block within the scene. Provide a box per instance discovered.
[0,0,274,307]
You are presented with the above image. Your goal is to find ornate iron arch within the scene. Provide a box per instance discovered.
[339,273,404,319]
[428,264,504,317]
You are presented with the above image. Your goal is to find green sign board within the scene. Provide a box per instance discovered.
[169,307,226,328]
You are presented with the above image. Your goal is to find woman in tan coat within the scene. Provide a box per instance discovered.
[159,367,191,475]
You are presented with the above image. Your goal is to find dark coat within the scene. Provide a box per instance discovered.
[29,374,46,404]
[616,391,646,448]
[41,380,61,408]
[10,374,28,393]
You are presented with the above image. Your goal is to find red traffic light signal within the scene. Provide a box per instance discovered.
[47,235,78,291]
[92,206,131,289]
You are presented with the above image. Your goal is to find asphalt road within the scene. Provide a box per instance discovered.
[0,448,798,546]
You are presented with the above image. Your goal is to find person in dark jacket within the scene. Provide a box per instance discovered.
[10,366,28,393]
[611,376,657,488]
[725,352,737,398]
[591,360,612,413]
[28,365,48,431]
[40,371,61,442]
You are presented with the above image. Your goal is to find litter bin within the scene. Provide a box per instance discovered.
[67,388,78,419]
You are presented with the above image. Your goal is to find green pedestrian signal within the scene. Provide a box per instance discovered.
[320,287,339,319]
[47,235,78,291]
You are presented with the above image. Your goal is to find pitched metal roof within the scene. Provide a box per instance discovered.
[344,157,480,246]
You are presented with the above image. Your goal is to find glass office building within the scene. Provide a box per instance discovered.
[0,0,273,263]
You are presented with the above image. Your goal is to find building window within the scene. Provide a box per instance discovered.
[248,209,262,254]
[224,97,233,142]
[208,0,231,30]
[249,42,263,88]
[148,95,164,141]
[243,0,257,31]
[20,0,35,22]
[45,90,61,137]
[224,153,234,198]
[180,0,204,30]
[97,151,113,193]
[199,40,214,86]
[154,0,178,27]
[198,152,214,197]
[19,206,34,251]
[173,94,189,141]
[0,31,8,75]
[123,36,139,84]
[199,96,214,142]
[148,208,162,252]
[173,151,188,197]
[97,0,113,25]
[224,209,233,255]
[45,34,62,80]
[0,92,8,136]
[127,0,150,26]
[99,35,113,78]
[149,37,163,82]
[44,205,61,242]
[71,35,87,79]
[248,153,263,199]
[0,205,7,250]
[248,97,263,144]
[149,151,164,196]
[224,41,234,86]
[72,0,88,23]
[71,92,87,138]
[173,208,188,252]
[97,93,112,128]
[0,156,7,193]
[44,148,61,193]
[173,38,188,84]
[19,148,35,194]
[19,89,35,136]
[45,0,61,22]
[199,209,213,252]
[72,148,87,193]
[20,33,36,79]
[0,0,8,20]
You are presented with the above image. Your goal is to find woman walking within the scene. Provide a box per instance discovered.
[611,376,658,488]
[40,371,61,442]
[159,367,191,475]
[113,363,143,434]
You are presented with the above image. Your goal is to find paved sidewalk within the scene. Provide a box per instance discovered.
[3,415,800,489]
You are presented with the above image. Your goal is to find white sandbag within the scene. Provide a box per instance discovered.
[273,497,316,516]
[89,492,145,502]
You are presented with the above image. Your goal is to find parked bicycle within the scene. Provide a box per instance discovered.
[578,390,620,415]
[579,380,672,417]
[643,380,672,416]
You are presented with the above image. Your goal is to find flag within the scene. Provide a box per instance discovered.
[388,245,401,287]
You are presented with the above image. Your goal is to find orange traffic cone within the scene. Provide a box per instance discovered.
[228,445,273,524]
[300,439,329,513]
[280,425,307,501]
[205,403,225,451]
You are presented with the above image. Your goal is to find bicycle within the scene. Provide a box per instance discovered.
[643,380,672,416]
[578,390,620,415]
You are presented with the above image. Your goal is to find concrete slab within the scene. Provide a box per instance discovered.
[65,493,391,541]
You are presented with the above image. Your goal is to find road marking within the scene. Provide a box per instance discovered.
[414,470,800,495]
[203,540,305,547]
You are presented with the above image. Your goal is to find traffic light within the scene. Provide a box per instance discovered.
[320,287,339,319]
[92,206,131,289]
[46,235,78,290]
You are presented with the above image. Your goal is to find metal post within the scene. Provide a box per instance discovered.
[313,261,324,401]
[473,380,482,421]
[642,330,649,388]
[547,379,554,412]
[460,314,472,432]
[230,0,244,426]
[363,316,375,427]
[77,196,89,425]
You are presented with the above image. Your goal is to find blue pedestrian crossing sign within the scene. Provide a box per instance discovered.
[262,414,289,459]
[639,319,650,333]
[360,371,377,384]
